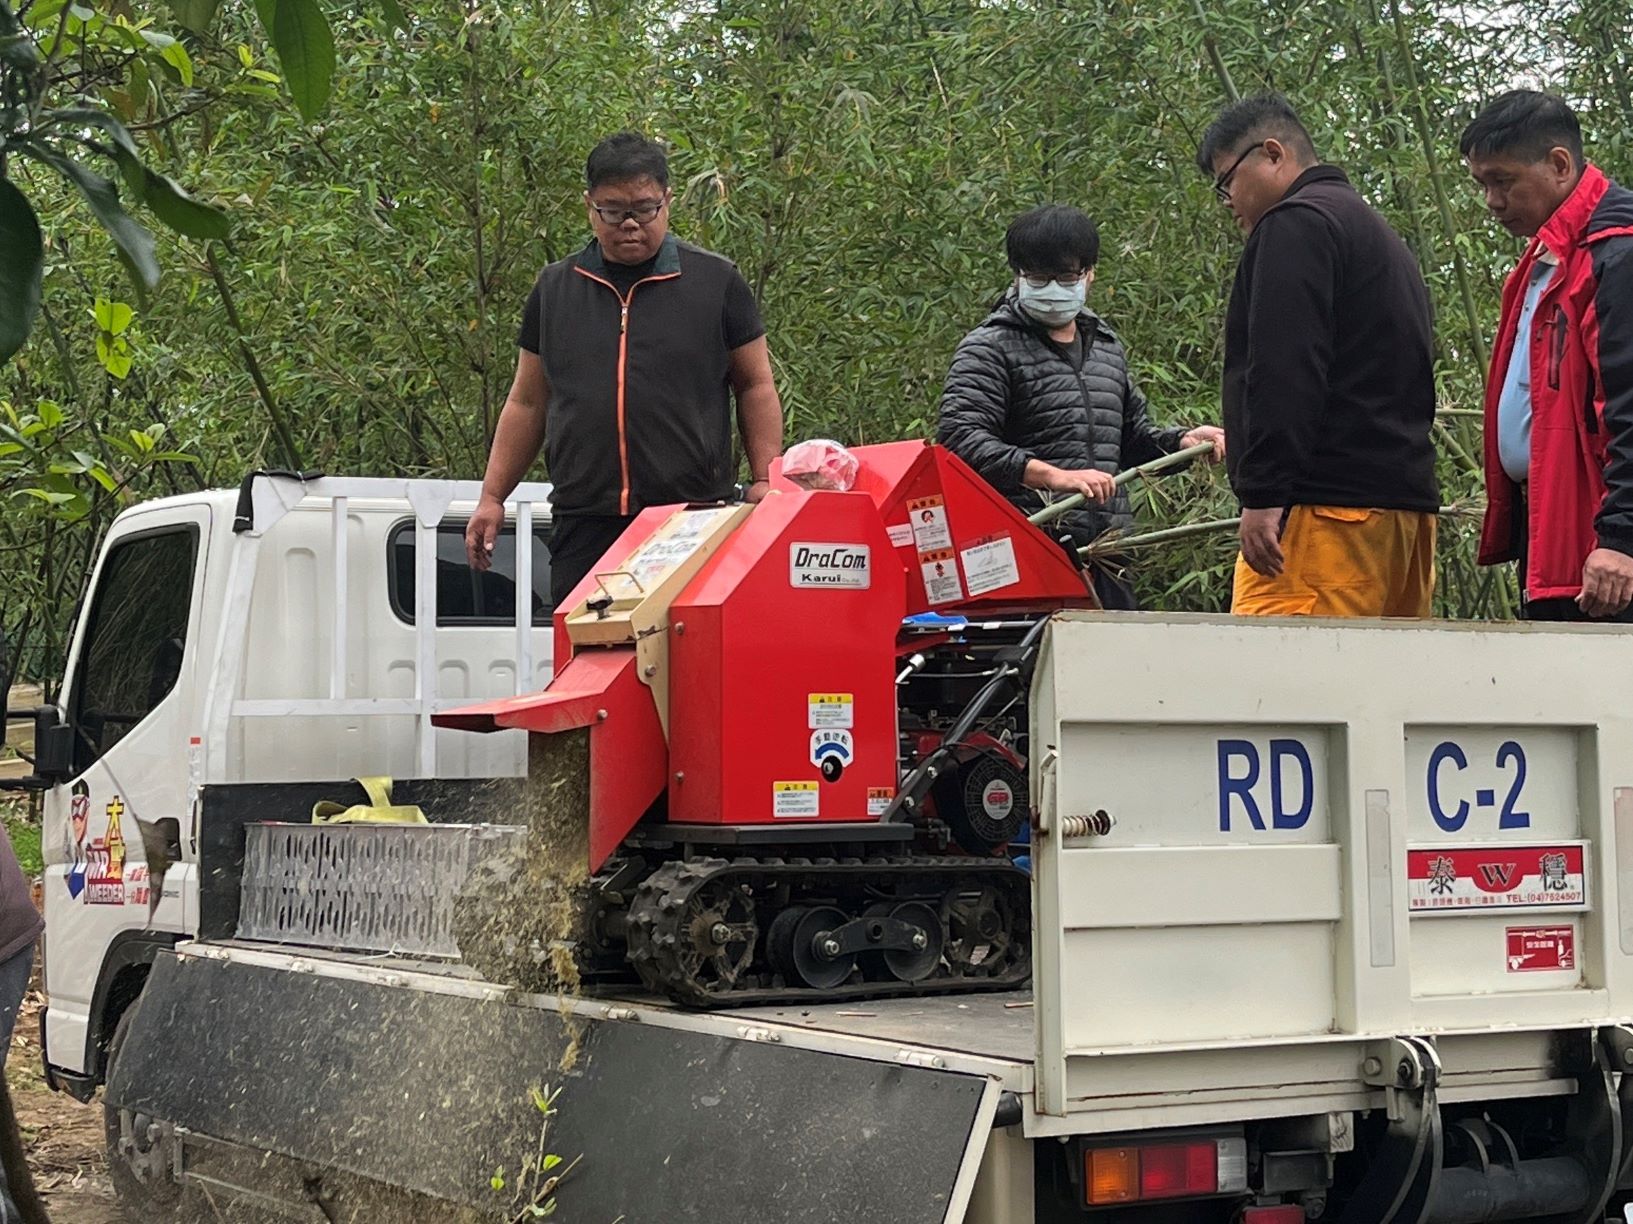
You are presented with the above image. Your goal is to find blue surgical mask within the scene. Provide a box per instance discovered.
[1016,277,1086,327]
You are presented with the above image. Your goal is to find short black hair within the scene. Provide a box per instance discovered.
[1195,92,1319,174]
[1005,205,1100,275]
[1459,90,1583,166]
[585,132,669,191]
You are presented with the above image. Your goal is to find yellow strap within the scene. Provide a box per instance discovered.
[311,776,428,825]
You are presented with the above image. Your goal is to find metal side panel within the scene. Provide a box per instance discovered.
[108,951,996,1223]
[1030,613,1633,1120]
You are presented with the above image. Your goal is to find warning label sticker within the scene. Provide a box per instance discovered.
[773,782,820,818]
[808,693,854,729]
[886,522,914,549]
[920,548,963,604]
[1506,925,1576,972]
[961,535,1021,597]
[1407,843,1587,913]
[907,496,953,553]
[867,787,893,817]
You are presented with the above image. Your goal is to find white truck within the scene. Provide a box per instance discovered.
[6,471,1633,1224]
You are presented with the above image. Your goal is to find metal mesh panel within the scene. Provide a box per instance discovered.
[238,823,525,958]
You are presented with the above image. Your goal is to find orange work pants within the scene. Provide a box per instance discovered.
[1232,505,1436,618]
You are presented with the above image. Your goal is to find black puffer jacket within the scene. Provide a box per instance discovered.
[936,293,1185,548]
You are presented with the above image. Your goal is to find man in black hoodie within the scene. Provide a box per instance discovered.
[937,205,1224,609]
[1198,94,1440,616]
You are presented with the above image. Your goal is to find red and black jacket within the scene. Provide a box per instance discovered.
[1479,164,1633,598]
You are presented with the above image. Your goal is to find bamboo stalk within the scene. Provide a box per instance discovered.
[1190,0,1239,102]
[1382,0,1489,372]
[1079,503,1489,560]
[1079,516,1240,558]
[1028,441,1217,527]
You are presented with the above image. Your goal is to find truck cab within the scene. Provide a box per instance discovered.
[16,476,553,1098]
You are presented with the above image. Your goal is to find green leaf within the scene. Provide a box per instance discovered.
[147,172,229,239]
[378,0,406,34]
[17,488,77,505]
[0,29,43,70]
[160,39,194,86]
[270,0,334,121]
[21,144,160,293]
[0,179,43,365]
[542,1154,562,1172]
[167,0,221,33]
[44,106,142,161]
[107,301,134,335]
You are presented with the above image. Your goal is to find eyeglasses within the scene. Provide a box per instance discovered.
[1019,270,1088,289]
[589,199,665,225]
[1212,141,1267,202]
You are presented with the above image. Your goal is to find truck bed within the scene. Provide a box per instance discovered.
[195,937,1038,1083]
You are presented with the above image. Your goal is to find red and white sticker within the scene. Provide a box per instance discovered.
[961,535,1021,597]
[907,496,953,552]
[920,548,963,604]
[867,787,893,817]
[1506,925,1576,972]
[1406,843,1586,914]
[981,780,1015,820]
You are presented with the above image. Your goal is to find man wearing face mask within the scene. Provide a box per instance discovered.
[1197,93,1439,617]
[936,205,1224,609]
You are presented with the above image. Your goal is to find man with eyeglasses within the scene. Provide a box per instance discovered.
[466,131,783,606]
[1197,94,1439,617]
[1462,91,1633,622]
[937,204,1224,610]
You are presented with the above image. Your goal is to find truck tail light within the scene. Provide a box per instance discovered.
[1139,1142,1217,1197]
[1086,1147,1137,1203]
[1085,1136,1248,1206]
[1243,1209,1306,1224]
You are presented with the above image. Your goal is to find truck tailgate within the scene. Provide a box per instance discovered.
[1030,613,1633,1126]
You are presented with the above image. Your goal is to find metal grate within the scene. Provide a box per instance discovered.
[238,822,525,958]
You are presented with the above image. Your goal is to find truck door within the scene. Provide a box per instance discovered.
[43,508,208,1080]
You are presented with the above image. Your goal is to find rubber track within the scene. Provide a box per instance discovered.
[624,855,1032,1009]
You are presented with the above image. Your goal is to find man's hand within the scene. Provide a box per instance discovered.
[1239,506,1287,578]
[1180,425,1226,462]
[1044,465,1117,505]
[465,496,505,573]
[1578,548,1633,617]
[744,478,771,504]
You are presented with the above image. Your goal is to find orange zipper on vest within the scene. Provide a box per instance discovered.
[574,266,681,514]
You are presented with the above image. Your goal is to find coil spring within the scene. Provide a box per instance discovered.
[1060,810,1114,839]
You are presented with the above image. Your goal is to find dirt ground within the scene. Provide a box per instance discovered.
[8,990,123,1224]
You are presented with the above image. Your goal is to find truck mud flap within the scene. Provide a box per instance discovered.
[107,952,997,1223]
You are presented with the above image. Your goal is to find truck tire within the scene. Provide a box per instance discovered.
[103,1006,187,1221]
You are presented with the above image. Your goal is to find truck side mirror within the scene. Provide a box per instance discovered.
[0,626,73,793]
[32,708,74,784]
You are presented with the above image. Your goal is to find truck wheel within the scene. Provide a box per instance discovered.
[103,1007,186,1221]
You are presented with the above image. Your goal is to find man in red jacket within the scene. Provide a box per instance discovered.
[1463,91,1633,621]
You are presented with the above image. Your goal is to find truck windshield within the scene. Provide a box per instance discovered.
[69,526,198,772]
